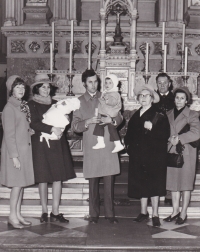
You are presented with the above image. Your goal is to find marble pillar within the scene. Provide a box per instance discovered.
[4,0,16,26]
[100,8,106,90]
[130,9,137,50]
[188,1,200,28]
[70,0,77,25]
[158,0,168,26]
[15,0,25,26]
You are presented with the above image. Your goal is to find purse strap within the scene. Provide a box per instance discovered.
[168,145,173,153]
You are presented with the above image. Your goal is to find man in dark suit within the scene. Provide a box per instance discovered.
[153,72,175,205]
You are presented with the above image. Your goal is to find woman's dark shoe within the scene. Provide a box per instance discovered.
[152,216,161,227]
[163,212,180,222]
[105,217,118,224]
[50,212,69,223]
[133,212,149,222]
[175,215,187,225]
[40,213,48,223]
[8,218,23,229]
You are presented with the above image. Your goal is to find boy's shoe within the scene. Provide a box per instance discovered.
[93,142,106,149]
[112,144,125,153]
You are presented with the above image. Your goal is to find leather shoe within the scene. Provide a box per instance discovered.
[8,218,23,229]
[89,217,98,224]
[105,217,118,224]
[163,212,180,222]
[19,219,32,226]
[164,198,172,205]
[40,213,48,223]
[175,215,187,225]
[50,212,69,223]
[152,216,161,227]
[133,212,149,222]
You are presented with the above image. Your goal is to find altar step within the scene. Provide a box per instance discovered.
[1,161,200,218]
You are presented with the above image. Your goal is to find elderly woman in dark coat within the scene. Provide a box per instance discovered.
[124,85,170,227]
[28,74,76,223]
[163,87,200,225]
[1,75,34,229]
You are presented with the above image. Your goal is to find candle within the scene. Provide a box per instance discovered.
[95,108,98,117]
[184,46,188,76]
[162,22,165,50]
[52,21,55,51]
[69,43,72,74]
[71,20,74,49]
[88,19,92,70]
[163,44,167,72]
[50,42,53,74]
[182,24,185,51]
[145,42,149,75]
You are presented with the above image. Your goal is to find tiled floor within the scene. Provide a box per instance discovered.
[1,216,200,251]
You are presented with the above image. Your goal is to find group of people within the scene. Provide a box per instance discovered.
[0,70,199,229]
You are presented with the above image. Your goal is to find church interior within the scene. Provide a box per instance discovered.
[1,0,200,251]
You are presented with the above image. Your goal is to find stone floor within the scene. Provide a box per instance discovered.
[1,215,200,251]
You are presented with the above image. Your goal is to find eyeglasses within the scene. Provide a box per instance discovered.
[138,94,152,99]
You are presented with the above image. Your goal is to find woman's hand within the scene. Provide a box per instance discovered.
[170,135,179,146]
[51,127,63,137]
[13,157,20,170]
[144,121,153,131]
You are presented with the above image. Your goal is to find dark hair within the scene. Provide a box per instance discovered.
[32,83,57,97]
[156,72,173,92]
[82,69,97,83]
[9,77,26,97]
[174,89,190,102]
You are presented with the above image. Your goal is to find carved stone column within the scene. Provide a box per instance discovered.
[188,1,200,28]
[52,0,59,21]
[15,0,25,25]
[4,0,16,26]
[167,0,185,27]
[70,0,77,25]
[158,0,168,26]
[130,9,137,50]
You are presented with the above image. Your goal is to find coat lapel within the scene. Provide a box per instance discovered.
[171,107,190,134]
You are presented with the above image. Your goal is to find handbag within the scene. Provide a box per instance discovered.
[167,144,184,168]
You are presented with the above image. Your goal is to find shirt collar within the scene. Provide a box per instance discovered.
[160,91,169,96]
[84,91,101,101]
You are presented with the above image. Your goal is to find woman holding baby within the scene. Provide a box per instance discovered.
[28,73,75,223]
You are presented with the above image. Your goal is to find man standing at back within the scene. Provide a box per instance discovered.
[72,69,123,224]
[154,72,175,205]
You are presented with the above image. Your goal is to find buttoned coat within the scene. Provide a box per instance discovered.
[71,91,122,179]
[124,106,170,199]
[0,96,34,187]
[166,106,200,191]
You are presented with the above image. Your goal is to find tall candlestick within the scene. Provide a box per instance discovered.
[145,42,149,75]
[184,46,188,76]
[50,42,53,74]
[182,23,185,51]
[162,22,165,50]
[71,20,74,49]
[52,21,55,51]
[163,45,167,72]
[69,43,72,74]
[88,19,92,70]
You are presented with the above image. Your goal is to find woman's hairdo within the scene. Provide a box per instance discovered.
[32,82,56,96]
[9,77,25,97]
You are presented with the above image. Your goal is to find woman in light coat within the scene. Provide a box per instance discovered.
[0,76,34,229]
[164,86,200,225]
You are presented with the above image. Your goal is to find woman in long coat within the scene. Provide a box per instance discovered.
[28,74,76,223]
[1,76,34,229]
[163,87,200,225]
[124,85,170,227]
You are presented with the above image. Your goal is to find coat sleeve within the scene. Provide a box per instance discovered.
[2,106,19,158]
[29,102,52,134]
[124,117,133,146]
[178,111,200,144]
[71,108,88,133]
